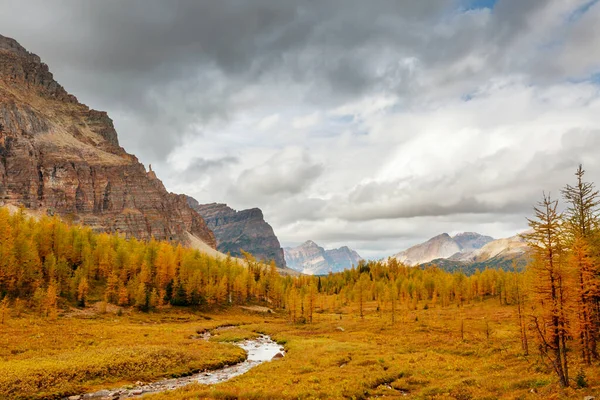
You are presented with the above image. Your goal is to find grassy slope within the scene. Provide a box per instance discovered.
[1,301,597,400]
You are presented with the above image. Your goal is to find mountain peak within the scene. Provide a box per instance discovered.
[0,34,78,104]
[452,232,494,251]
[0,33,216,248]
[393,233,461,266]
[188,198,287,268]
[285,240,362,275]
[0,34,29,57]
[303,240,320,247]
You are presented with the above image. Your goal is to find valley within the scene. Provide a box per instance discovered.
[2,298,598,399]
[2,4,600,399]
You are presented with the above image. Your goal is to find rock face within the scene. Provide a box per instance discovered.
[451,234,528,263]
[0,34,216,247]
[422,234,530,274]
[391,232,494,266]
[391,231,529,274]
[187,198,286,268]
[284,240,362,275]
[452,232,494,252]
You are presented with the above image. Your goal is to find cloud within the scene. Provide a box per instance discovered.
[230,148,324,200]
[183,156,239,177]
[1,0,600,258]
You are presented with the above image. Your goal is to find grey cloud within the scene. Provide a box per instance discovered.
[0,0,544,160]
[230,151,324,201]
[183,156,238,178]
[1,0,598,258]
[338,196,530,221]
[2,1,581,159]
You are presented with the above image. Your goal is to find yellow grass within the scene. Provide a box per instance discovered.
[0,308,257,399]
[1,300,598,399]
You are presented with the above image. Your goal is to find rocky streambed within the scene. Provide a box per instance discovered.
[67,333,285,399]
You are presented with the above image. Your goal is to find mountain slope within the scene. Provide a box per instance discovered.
[392,233,461,266]
[420,234,530,274]
[186,198,286,268]
[458,234,529,262]
[0,34,215,247]
[284,240,362,275]
[453,232,494,252]
[391,232,494,266]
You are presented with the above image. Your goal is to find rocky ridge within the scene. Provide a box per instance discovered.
[392,233,464,266]
[391,232,529,274]
[284,240,362,275]
[187,198,286,268]
[0,34,215,247]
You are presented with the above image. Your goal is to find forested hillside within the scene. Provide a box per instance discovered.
[0,207,282,314]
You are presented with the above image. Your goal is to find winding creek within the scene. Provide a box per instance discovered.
[69,332,285,399]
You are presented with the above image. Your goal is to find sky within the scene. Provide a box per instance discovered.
[1,0,600,259]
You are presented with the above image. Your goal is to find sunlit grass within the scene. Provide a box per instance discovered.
[0,308,256,399]
[1,300,597,399]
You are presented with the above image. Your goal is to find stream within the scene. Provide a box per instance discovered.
[68,333,285,399]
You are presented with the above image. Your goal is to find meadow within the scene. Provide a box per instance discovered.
[1,299,598,400]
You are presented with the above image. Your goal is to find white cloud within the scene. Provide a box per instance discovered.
[257,114,281,131]
[292,112,321,130]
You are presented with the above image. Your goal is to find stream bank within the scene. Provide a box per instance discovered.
[67,332,284,399]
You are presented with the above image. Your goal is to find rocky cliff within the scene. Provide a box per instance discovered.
[0,34,216,247]
[284,240,362,275]
[187,198,286,268]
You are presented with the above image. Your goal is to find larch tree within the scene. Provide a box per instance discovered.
[523,193,571,387]
[387,279,399,326]
[0,296,9,324]
[561,165,599,363]
[513,261,528,355]
[307,282,317,323]
[77,277,89,307]
[355,273,370,319]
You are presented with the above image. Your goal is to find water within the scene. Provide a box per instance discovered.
[71,334,285,399]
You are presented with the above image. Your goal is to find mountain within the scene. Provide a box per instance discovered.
[392,233,462,266]
[0,34,215,247]
[392,231,529,274]
[186,198,286,268]
[451,233,529,263]
[422,234,530,274]
[452,232,495,252]
[284,240,362,275]
[391,232,494,266]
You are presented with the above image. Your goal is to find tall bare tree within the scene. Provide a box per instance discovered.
[523,193,571,387]
[562,165,600,363]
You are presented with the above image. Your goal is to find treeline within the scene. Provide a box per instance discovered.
[0,208,288,315]
[0,205,523,321]
[274,257,525,327]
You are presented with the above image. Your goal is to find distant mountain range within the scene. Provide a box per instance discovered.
[390,232,529,273]
[186,198,287,268]
[391,232,493,265]
[284,240,362,275]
